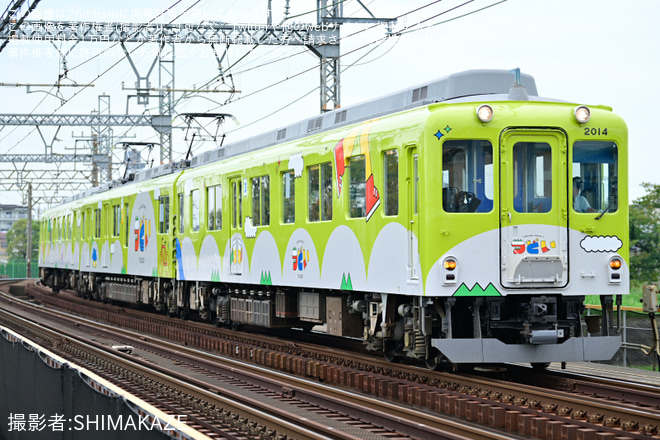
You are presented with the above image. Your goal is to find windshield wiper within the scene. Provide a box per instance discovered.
[594,204,612,220]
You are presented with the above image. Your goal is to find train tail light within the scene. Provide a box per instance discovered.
[608,256,623,284]
[442,257,458,285]
[609,257,622,270]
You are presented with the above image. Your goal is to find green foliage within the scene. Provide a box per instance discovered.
[6,219,40,260]
[585,286,642,308]
[630,182,660,283]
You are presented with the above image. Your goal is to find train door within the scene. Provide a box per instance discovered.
[500,130,568,288]
[407,146,420,281]
[230,176,243,275]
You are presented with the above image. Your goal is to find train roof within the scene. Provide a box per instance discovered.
[187,69,538,168]
[61,69,538,205]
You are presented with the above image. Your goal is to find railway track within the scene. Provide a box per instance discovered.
[3,280,660,439]
[0,282,512,440]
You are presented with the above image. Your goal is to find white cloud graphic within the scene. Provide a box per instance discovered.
[289,152,304,178]
[580,236,622,253]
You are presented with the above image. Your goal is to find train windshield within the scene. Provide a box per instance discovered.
[572,141,618,214]
[442,140,493,213]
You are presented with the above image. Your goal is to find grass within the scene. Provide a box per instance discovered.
[585,284,643,308]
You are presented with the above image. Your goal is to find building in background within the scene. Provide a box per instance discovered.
[0,204,28,233]
[0,232,7,262]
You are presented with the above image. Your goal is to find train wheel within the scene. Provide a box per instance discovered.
[425,348,442,371]
[300,324,314,332]
[231,321,242,331]
[383,340,402,363]
[384,349,400,363]
[531,362,550,370]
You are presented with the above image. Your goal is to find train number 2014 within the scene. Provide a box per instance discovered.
[584,127,608,136]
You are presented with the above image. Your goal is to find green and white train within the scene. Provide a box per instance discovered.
[40,69,628,368]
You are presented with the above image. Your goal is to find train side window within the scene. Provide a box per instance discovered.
[383,150,398,216]
[94,208,102,238]
[81,212,86,239]
[232,180,243,228]
[308,162,332,222]
[572,141,618,213]
[252,175,270,226]
[349,154,366,218]
[191,189,200,232]
[442,140,493,213]
[113,204,121,237]
[158,196,169,234]
[207,184,222,231]
[414,154,419,214]
[282,170,296,224]
[178,192,185,234]
[124,203,129,246]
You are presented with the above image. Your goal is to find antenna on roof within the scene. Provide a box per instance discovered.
[508,67,529,101]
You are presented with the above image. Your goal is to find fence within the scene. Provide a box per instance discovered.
[586,306,660,370]
[0,259,39,279]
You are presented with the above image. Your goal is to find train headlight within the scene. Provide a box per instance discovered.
[609,257,622,270]
[574,105,591,124]
[476,104,494,122]
[444,258,457,270]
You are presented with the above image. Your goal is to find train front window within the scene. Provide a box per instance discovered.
[442,140,493,213]
[512,142,552,213]
[572,141,618,213]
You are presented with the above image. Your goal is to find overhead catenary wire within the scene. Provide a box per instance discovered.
[206,0,504,111]
[2,0,510,164]
[222,34,401,138]
[2,0,201,154]
[97,0,509,158]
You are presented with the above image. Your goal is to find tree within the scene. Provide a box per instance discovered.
[6,219,40,261]
[630,182,660,284]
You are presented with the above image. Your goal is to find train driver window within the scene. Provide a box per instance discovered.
[572,141,618,214]
[442,140,493,213]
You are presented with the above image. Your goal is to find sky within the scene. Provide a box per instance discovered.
[0,0,658,210]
